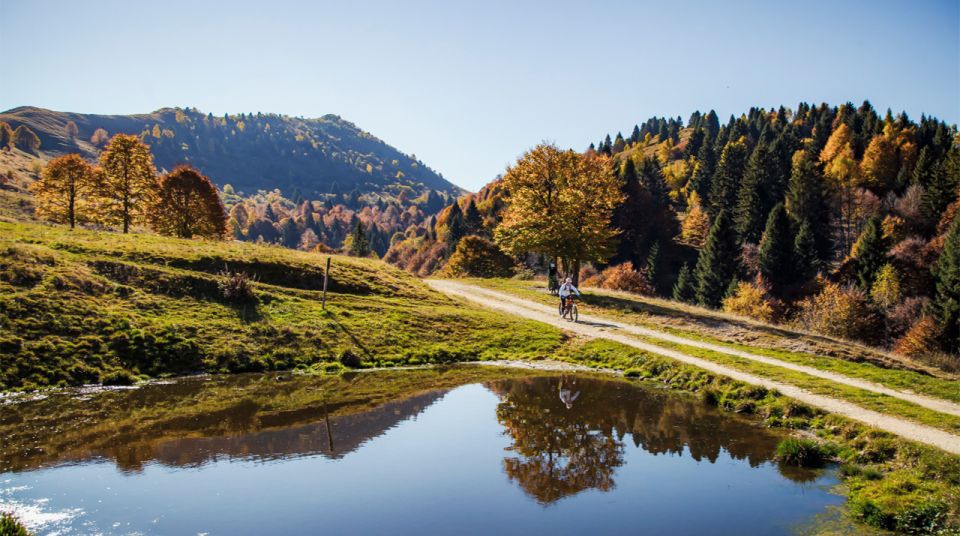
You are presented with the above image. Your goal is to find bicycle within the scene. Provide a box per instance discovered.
[559,296,578,322]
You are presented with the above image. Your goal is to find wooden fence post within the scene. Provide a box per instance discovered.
[322,256,331,309]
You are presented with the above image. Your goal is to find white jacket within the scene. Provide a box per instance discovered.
[559,282,580,298]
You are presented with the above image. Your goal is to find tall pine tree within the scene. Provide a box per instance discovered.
[708,137,748,216]
[673,262,694,303]
[933,216,960,353]
[758,203,794,291]
[793,219,819,282]
[694,209,739,308]
[463,198,483,236]
[785,150,832,262]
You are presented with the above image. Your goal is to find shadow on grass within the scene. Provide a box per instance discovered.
[580,293,816,343]
[327,313,374,359]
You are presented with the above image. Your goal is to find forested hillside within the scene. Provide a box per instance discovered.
[0,106,460,197]
[387,102,960,368]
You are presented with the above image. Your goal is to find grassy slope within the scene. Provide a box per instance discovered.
[0,219,562,390]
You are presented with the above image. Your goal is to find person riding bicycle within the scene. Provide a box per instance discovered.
[558,277,580,315]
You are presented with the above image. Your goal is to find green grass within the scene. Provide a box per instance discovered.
[460,278,960,404]
[776,437,830,467]
[628,335,960,434]
[0,220,564,390]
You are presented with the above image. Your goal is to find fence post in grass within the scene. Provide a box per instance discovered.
[322,256,331,309]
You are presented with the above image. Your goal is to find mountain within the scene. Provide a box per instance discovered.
[0,106,462,197]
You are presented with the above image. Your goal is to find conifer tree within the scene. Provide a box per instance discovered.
[463,198,483,236]
[279,217,301,249]
[612,158,643,264]
[673,262,694,303]
[445,201,466,248]
[694,209,739,307]
[933,216,960,353]
[734,145,766,243]
[758,203,794,290]
[645,241,660,291]
[689,132,716,199]
[263,203,278,222]
[793,219,819,282]
[854,215,886,290]
[347,219,371,257]
[708,137,748,216]
[786,150,831,262]
[920,149,960,230]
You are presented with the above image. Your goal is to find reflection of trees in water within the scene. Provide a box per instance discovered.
[0,367,520,473]
[489,376,785,504]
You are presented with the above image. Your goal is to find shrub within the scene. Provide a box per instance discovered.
[578,264,598,283]
[582,262,652,295]
[795,281,881,341]
[0,512,31,536]
[217,268,257,304]
[338,349,362,368]
[511,265,535,280]
[893,316,941,358]
[722,280,775,322]
[775,437,827,467]
[101,369,137,386]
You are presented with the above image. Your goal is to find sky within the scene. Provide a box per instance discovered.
[2,0,958,192]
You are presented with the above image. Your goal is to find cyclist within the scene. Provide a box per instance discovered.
[558,277,580,316]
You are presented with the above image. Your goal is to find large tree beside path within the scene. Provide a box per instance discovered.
[494,143,623,284]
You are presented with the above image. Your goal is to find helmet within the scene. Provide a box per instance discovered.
[565,277,572,283]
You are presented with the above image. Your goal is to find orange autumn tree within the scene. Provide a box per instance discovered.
[31,154,96,228]
[96,134,157,233]
[494,143,622,283]
[150,165,228,239]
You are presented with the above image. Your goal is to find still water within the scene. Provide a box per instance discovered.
[0,367,844,535]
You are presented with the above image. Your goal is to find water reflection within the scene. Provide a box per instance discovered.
[0,368,843,536]
[490,376,792,504]
[0,367,523,473]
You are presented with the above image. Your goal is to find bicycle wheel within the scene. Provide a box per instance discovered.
[571,303,578,322]
[558,301,564,317]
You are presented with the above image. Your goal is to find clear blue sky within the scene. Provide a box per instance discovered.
[2,0,958,191]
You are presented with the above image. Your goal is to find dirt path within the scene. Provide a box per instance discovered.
[444,283,960,417]
[427,279,960,455]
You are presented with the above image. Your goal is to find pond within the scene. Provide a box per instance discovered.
[0,366,846,535]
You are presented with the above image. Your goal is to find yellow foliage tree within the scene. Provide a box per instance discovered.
[30,154,95,228]
[494,144,622,283]
[870,263,902,308]
[722,280,774,322]
[820,123,863,253]
[680,191,710,248]
[95,134,158,233]
[860,123,900,191]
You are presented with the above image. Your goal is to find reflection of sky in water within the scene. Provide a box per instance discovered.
[1,380,845,536]
[0,480,83,535]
